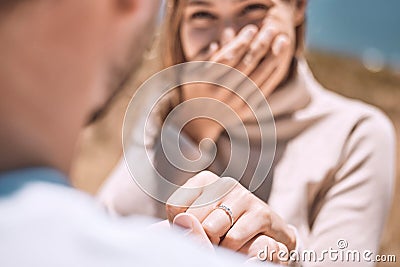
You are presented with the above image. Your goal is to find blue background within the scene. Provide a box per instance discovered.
[306,0,400,68]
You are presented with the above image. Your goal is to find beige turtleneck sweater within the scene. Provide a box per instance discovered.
[97,59,396,266]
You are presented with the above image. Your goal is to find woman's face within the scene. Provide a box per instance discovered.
[180,0,303,60]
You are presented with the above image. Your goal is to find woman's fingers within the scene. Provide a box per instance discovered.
[250,34,289,87]
[260,211,297,252]
[199,194,247,244]
[166,171,220,222]
[257,34,291,99]
[239,24,278,75]
[220,207,296,253]
[240,235,289,264]
[250,54,277,86]
[219,211,260,251]
[272,34,290,57]
[221,27,235,47]
[211,24,258,66]
[204,26,260,117]
[166,173,240,222]
[167,173,297,257]
[242,33,290,111]
[247,21,278,62]
[172,177,248,246]
[192,42,219,61]
[239,235,277,262]
[277,242,290,265]
[184,177,242,223]
[199,208,232,244]
[191,22,292,116]
[188,25,277,122]
[242,54,278,110]
[229,33,289,118]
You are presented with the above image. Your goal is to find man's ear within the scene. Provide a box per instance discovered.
[294,0,307,26]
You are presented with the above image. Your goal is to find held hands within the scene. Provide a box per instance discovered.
[165,171,296,264]
[151,211,289,264]
[167,18,296,264]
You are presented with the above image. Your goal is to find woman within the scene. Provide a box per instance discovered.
[98,0,395,265]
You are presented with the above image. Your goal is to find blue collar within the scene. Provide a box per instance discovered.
[0,168,70,196]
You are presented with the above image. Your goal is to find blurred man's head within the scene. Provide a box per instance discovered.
[0,0,161,173]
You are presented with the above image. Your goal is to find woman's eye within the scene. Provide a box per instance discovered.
[191,12,216,20]
[242,4,269,15]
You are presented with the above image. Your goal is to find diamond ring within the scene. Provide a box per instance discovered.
[215,204,234,226]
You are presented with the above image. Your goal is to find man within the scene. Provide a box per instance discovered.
[0,1,269,266]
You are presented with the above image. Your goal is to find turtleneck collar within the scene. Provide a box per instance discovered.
[236,58,327,142]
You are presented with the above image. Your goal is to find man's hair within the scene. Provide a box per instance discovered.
[1,0,25,12]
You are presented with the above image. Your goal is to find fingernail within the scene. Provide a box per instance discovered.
[245,30,256,39]
[209,42,218,53]
[272,35,289,56]
[260,27,274,40]
[223,28,235,40]
[244,25,257,39]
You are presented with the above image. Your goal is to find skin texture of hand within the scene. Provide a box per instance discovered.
[150,213,289,264]
[181,15,294,144]
[166,171,296,260]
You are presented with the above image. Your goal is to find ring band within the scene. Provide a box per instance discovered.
[215,204,234,226]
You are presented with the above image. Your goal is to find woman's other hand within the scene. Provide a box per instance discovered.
[181,16,294,144]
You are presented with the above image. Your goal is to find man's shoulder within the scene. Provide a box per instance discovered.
[0,169,260,267]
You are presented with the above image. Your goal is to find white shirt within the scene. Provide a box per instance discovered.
[0,168,266,267]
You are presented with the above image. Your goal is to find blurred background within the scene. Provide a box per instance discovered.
[71,0,400,265]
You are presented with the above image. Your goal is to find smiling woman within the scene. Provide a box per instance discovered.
[163,0,305,66]
[97,0,396,266]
